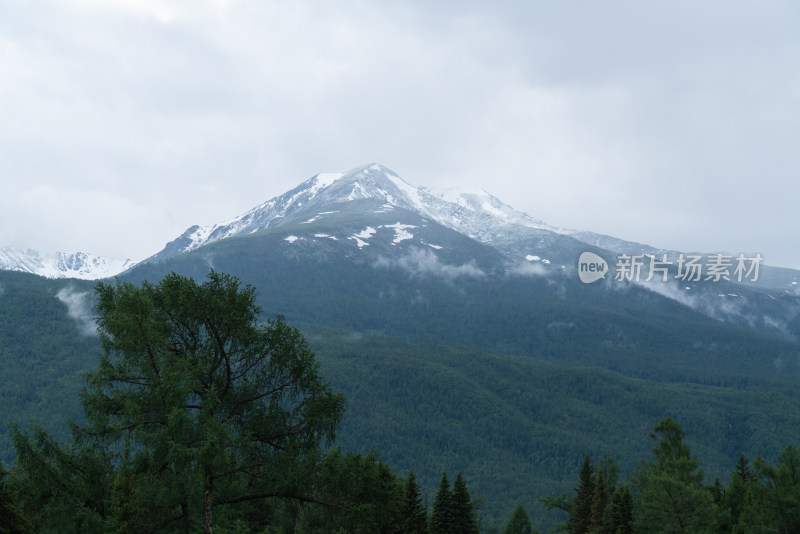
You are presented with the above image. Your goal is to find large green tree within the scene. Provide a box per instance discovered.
[82,271,345,533]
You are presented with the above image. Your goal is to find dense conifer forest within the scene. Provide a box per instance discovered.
[2,270,800,531]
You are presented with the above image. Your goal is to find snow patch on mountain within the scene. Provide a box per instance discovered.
[309,173,345,195]
[303,211,339,224]
[349,227,376,248]
[387,175,426,212]
[382,223,416,245]
[373,203,395,214]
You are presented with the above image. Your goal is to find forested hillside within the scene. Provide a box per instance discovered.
[0,271,95,460]
[3,266,800,530]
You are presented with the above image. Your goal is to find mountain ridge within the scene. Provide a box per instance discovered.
[2,166,800,530]
[0,246,135,280]
[2,164,799,299]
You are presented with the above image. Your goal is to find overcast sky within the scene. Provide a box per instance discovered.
[2,1,799,269]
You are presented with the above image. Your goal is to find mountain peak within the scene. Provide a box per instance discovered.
[140,163,555,266]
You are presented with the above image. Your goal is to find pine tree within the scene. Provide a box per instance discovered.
[726,454,755,532]
[735,454,753,482]
[633,418,717,533]
[84,271,345,533]
[402,470,428,534]
[503,503,533,534]
[431,472,453,534]
[451,472,478,534]
[588,465,608,533]
[568,456,595,534]
[588,458,619,534]
[750,446,800,533]
[610,485,633,534]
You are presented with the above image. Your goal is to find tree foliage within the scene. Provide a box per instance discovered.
[401,470,428,534]
[431,472,454,534]
[503,503,533,534]
[86,271,346,532]
[568,456,595,534]
[451,472,479,534]
[632,418,717,533]
[3,271,351,533]
[0,458,28,533]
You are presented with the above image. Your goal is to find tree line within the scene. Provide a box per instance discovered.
[543,417,800,533]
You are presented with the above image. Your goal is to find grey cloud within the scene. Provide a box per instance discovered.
[0,1,798,269]
[634,279,789,333]
[374,248,485,280]
[506,261,550,278]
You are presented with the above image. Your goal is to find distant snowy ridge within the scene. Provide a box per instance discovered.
[0,246,136,280]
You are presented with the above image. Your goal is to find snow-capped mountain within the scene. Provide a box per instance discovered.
[3,163,799,299]
[0,247,135,280]
[125,162,798,339]
[0,163,591,279]
[143,163,590,267]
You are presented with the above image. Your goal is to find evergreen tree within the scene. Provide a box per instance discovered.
[735,454,753,483]
[610,485,633,534]
[402,470,428,534]
[299,448,404,532]
[9,425,114,533]
[724,455,755,532]
[503,503,533,534]
[17,271,347,534]
[431,472,453,534]
[568,456,595,534]
[94,272,346,533]
[588,461,613,533]
[632,418,717,533]
[589,467,605,532]
[451,472,478,534]
[751,446,800,533]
